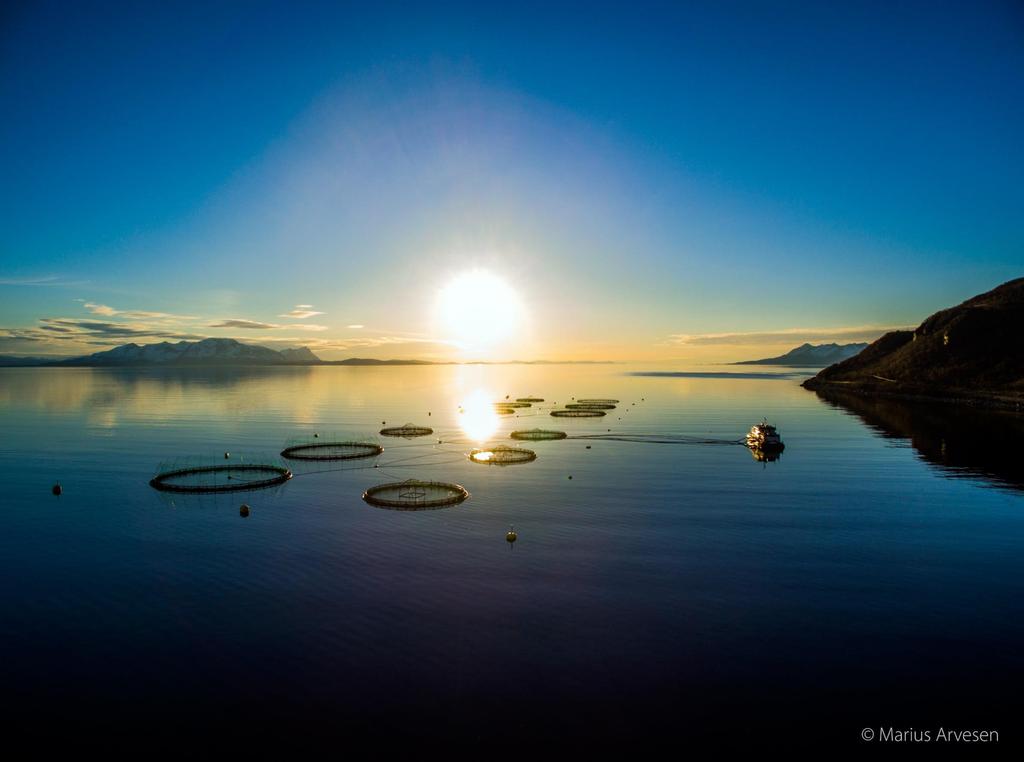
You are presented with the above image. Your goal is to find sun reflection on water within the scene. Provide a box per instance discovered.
[459,389,500,442]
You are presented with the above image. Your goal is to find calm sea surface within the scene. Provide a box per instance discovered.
[1,364,1021,751]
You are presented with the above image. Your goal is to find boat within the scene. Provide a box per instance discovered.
[746,419,784,451]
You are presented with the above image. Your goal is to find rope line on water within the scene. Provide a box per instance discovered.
[567,433,746,446]
[226,428,752,485]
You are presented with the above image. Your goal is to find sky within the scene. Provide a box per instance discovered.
[1,1,1022,361]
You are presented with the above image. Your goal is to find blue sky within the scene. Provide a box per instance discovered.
[1,1,1021,359]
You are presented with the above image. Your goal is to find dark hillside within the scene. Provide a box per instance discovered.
[804,278,1024,408]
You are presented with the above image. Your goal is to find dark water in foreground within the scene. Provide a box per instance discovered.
[1,365,1021,752]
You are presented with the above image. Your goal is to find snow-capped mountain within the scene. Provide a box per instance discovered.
[277,346,320,363]
[736,342,869,367]
[56,338,322,366]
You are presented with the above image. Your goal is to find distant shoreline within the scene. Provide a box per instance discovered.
[632,370,810,380]
[730,363,832,368]
[0,359,619,368]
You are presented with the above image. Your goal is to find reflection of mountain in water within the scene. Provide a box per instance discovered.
[814,389,1024,492]
[0,366,316,418]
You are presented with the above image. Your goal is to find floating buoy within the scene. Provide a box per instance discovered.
[568,475,573,480]
[314,433,319,438]
[506,526,517,543]
[52,483,62,496]
[240,504,250,518]
[586,445,591,449]
[224,452,230,459]
[428,412,431,416]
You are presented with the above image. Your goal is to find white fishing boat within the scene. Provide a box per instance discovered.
[746,419,784,451]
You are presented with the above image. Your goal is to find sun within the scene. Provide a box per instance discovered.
[436,269,524,351]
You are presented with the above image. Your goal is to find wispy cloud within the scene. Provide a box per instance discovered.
[209,319,279,330]
[668,325,906,346]
[1,297,341,355]
[255,335,451,350]
[40,318,205,341]
[83,302,196,320]
[83,302,119,316]
[0,275,88,287]
[0,318,447,356]
[1,319,206,349]
[347,324,364,329]
[209,318,327,331]
[279,304,325,319]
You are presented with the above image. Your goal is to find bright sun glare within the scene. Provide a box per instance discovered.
[436,269,524,352]
[459,389,500,441]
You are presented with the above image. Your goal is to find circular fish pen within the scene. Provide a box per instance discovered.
[510,428,567,441]
[379,423,434,438]
[362,479,469,510]
[280,441,383,461]
[577,398,619,404]
[150,464,292,493]
[469,445,537,465]
[565,403,616,410]
[516,397,544,403]
[551,409,606,418]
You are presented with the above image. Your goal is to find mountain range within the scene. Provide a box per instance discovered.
[0,339,329,367]
[58,339,321,366]
[804,277,1024,408]
[736,342,868,367]
[0,339,591,367]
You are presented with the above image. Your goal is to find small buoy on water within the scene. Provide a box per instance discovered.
[568,475,573,480]
[240,504,250,518]
[224,452,230,459]
[428,412,432,416]
[314,433,319,438]
[506,526,517,543]
[586,445,591,449]
[52,483,62,496]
